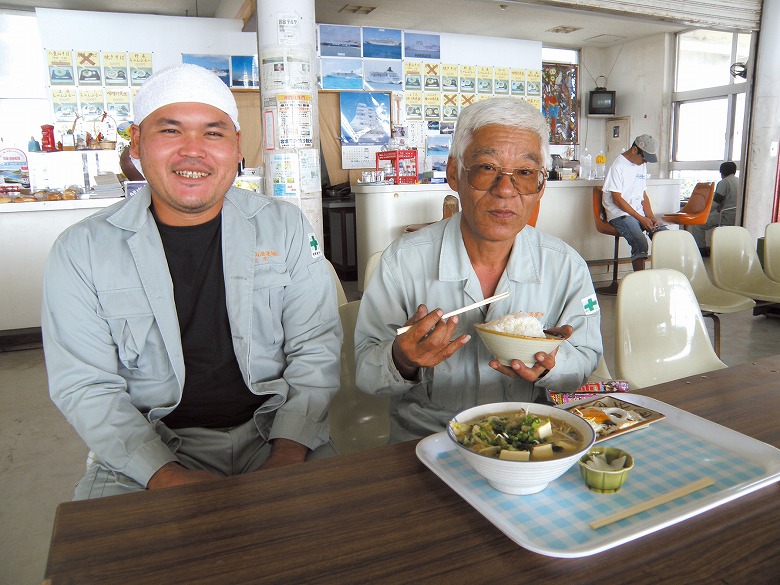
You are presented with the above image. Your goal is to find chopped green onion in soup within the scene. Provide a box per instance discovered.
[450,411,585,461]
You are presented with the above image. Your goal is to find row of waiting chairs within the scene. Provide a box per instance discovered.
[619,223,780,387]
[710,225,780,303]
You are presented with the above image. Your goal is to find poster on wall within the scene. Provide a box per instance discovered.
[76,51,101,85]
[404,61,422,90]
[477,65,493,94]
[404,32,441,60]
[526,69,542,97]
[262,50,287,93]
[511,68,526,95]
[277,13,302,46]
[320,57,363,90]
[423,63,440,91]
[426,134,451,172]
[47,50,74,85]
[231,55,259,88]
[542,62,578,145]
[441,64,458,92]
[494,67,510,94]
[341,144,383,169]
[270,151,299,197]
[424,92,441,121]
[285,48,313,92]
[339,91,391,146]
[263,102,277,150]
[525,96,542,110]
[79,87,104,119]
[459,65,475,93]
[105,88,131,121]
[182,54,230,86]
[277,93,313,149]
[363,58,402,91]
[405,91,422,120]
[319,24,362,58]
[442,93,458,121]
[51,87,78,121]
[102,52,129,85]
[459,93,475,110]
[362,27,402,59]
[298,148,321,193]
[129,52,153,85]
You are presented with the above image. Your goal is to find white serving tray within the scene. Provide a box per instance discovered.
[416,394,780,558]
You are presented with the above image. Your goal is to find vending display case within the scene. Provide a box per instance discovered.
[0,149,124,331]
[375,149,418,184]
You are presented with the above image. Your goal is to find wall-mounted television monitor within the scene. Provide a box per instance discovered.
[588,90,616,116]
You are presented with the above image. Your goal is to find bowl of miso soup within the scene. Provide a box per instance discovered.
[448,402,596,495]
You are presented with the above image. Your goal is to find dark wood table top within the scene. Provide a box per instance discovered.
[44,356,780,585]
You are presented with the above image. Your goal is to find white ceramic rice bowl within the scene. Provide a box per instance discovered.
[447,402,597,495]
[473,324,564,367]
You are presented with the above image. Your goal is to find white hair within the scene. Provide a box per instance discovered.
[450,97,550,173]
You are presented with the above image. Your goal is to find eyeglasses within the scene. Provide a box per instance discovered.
[464,164,546,195]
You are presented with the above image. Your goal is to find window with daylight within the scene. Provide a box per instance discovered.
[671,29,753,198]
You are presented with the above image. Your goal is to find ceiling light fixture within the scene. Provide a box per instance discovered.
[339,4,377,15]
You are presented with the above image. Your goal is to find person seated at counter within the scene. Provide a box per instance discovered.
[41,64,341,500]
[602,134,667,272]
[690,161,739,256]
[354,97,603,443]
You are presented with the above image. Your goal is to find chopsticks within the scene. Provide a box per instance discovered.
[590,477,715,530]
[395,291,510,335]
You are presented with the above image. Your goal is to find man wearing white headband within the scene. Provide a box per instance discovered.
[42,64,342,498]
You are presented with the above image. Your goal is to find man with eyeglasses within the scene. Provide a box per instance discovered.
[602,134,667,272]
[355,97,603,443]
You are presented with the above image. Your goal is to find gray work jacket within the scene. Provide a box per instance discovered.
[42,186,341,486]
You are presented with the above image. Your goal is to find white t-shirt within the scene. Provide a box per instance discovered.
[602,154,650,221]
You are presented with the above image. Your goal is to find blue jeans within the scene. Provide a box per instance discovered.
[609,215,667,261]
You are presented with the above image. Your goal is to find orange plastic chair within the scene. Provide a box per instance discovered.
[592,186,621,295]
[527,200,541,227]
[661,182,716,229]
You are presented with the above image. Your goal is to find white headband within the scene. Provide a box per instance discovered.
[133,63,240,130]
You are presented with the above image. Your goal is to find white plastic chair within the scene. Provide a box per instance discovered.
[615,269,727,390]
[326,260,348,306]
[710,226,780,303]
[651,230,755,355]
[763,222,780,283]
[363,251,383,289]
[328,300,390,455]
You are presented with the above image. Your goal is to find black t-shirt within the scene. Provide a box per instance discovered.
[154,212,266,429]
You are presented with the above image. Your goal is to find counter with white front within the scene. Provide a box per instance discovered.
[353,179,681,291]
[0,197,123,331]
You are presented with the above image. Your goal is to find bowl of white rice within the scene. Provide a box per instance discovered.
[474,312,565,367]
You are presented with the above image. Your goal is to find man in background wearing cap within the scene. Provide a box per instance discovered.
[601,134,667,272]
[41,64,342,499]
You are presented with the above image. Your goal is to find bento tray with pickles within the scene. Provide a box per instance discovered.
[561,395,665,442]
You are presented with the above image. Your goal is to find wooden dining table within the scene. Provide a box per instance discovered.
[44,355,780,585]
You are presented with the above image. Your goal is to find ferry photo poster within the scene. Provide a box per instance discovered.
[339,92,391,146]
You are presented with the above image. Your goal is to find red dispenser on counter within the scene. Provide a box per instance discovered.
[41,125,57,152]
